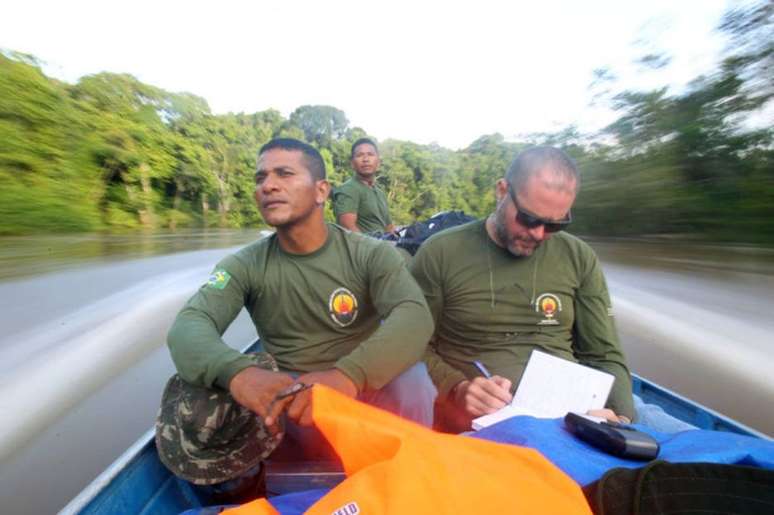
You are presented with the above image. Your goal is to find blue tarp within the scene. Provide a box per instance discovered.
[187,417,774,514]
[474,416,774,486]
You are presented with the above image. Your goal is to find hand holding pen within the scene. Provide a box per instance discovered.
[229,367,298,435]
[267,382,313,416]
[473,360,494,379]
[286,368,357,427]
[452,361,513,417]
[262,381,315,431]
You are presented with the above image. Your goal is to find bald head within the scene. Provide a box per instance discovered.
[506,146,579,195]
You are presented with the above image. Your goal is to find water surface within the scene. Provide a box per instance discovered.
[0,232,771,514]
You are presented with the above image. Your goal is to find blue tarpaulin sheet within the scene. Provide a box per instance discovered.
[187,417,774,514]
[474,416,774,485]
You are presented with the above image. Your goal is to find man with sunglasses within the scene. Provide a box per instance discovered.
[410,146,635,432]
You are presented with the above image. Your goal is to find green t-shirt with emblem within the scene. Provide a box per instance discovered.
[409,220,634,420]
[168,224,433,392]
[332,176,392,234]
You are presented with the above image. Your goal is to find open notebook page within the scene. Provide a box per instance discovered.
[472,350,614,430]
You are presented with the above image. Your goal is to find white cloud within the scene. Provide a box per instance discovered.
[1,0,730,149]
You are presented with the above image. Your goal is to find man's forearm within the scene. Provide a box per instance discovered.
[337,213,361,232]
[168,307,254,389]
[334,299,432,391]
[580,358,634,420]
[424,343,467,399]
[605,364,635,421]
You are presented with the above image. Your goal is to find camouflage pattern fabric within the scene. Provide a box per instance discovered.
[155,352,283,485]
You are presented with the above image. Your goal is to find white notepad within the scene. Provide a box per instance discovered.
[472,350,614,430]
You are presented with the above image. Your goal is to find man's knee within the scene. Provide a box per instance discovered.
[155,352,282,486]
[387,362,438,401]
[362,362,437,426]
[633,394,698,433]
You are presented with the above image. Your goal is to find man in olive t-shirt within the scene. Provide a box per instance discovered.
[410,146,635,432]
[332,138,395,235]
[161,139,435,493]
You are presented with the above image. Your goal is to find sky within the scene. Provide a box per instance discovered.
[1,0,736,149]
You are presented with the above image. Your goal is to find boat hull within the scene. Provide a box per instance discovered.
[60,359,767,515]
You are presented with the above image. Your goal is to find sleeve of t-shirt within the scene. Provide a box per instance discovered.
[332,186,359,217]
[409,242,467,398]
[167,254,256,390]
[334,243,434,391]
[573,252,635,420]
[383,192,393,226]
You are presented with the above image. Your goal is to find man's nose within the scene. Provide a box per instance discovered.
[260,174,279,193]
[528,224,547,240]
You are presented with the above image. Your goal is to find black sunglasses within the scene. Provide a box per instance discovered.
[507,184,572,233]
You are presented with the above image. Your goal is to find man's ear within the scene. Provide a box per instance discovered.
[495,179,508,203]
[316,180,331,205]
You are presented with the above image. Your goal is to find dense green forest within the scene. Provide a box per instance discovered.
[1,3,771,242]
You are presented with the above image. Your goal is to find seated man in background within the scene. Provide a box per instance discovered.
[410,146,694,433]
[333,138,395,235]
[156,138,435,503]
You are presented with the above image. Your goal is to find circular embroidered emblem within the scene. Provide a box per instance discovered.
[329,287,358,327]
[535,293,562,325]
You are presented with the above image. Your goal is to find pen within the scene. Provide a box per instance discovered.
[275,382,313,401]
[473,360,493,379]
[267,382,313,415]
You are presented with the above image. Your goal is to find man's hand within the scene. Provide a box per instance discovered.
[587,408,630,424]
[453,376,513,417]
[285,369,358,426]
[228,366,295,435]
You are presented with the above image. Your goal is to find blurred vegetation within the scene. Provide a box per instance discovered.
[0,2,771,243]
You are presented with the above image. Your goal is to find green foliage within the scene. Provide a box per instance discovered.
[288,105,349,147]
[591,0,774,242]
[0,1,772,243]
[0,54,103,234]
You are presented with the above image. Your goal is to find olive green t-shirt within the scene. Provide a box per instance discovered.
[168,224,433,392]
[409,220,634,420]
[332,176,392,234]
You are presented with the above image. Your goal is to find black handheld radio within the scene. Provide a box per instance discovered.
[564,412,660,461]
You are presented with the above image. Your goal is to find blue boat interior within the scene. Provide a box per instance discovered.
[63,370,768,515]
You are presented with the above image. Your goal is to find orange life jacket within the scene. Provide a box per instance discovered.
[225,385,591,514]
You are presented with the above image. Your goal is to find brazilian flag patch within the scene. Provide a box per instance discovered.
[207,269,231,290]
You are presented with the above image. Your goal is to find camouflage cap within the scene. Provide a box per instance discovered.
[155,352,283,485]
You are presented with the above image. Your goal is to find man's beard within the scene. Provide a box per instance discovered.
[494,202,539,257]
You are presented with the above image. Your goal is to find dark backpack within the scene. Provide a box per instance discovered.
[389,211,476,256]
[584,461,774,515]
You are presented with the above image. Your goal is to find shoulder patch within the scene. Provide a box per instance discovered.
[207,269,231,290]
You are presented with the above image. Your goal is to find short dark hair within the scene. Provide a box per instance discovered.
[258,138,326,181]
[350,138,379,159]
[506,146,579,194]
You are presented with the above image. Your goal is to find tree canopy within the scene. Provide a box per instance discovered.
[0,2,771,243]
